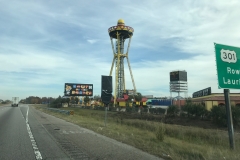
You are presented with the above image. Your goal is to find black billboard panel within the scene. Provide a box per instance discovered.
[101,76,112,105]
[170,71,179,81]
[170,71,187,82]
[101,76,112,93]
[64,83,93,96]
[192,87,211,98]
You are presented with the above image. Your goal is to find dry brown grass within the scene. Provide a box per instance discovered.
[32,105,240,160]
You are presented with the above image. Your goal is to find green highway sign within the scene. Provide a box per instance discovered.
[215,43,240,89]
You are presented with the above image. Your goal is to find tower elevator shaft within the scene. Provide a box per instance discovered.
[115,37,125,99]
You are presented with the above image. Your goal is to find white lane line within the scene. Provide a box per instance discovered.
[26,107,43,160]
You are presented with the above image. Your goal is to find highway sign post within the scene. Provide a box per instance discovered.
[224,89,235,149]
[214,43,240,150]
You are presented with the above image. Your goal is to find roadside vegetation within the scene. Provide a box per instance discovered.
[0,100,11,105]
[33,104,240,160]
[167,99,240,128]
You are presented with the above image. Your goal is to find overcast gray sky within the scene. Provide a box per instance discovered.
[1,0,240,100]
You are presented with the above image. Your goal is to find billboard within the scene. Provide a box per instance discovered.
[151,99,172,106]
[170,71,187,82]
[101,76,112,104]
[64,83,93,96]
[192,87,211,98]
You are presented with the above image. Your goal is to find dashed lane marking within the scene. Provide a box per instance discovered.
[26,107,43,160]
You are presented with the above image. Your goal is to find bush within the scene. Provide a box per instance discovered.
[50,102,62,108]
[194,104,207,119]
[148,108,166,115]
[230,106,240,126]
[126,106,132,112]
[210,105,227,127]
[182,103,208,119]
[167,105,179,116]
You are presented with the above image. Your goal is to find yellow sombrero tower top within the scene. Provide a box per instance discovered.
[117,19,125,26]
[108,19,134,39]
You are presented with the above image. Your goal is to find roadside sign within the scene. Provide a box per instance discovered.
[214,43,240,89]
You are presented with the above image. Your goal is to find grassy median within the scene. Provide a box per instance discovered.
[32,105,240,160]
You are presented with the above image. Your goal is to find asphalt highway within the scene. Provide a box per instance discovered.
[0,104,163,160]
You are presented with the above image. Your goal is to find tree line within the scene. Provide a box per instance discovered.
[50,96,92,108]
[167,99,240,127]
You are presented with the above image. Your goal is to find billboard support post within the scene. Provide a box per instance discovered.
[178,92,180,112]
[104,103,108,127]
[224,89,235,150]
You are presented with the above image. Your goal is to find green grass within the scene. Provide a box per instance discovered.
[32,105,240,160]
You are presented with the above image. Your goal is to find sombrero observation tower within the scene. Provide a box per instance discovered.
[108,19,136,105]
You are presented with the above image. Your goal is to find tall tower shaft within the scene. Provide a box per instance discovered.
[108,19,136,106]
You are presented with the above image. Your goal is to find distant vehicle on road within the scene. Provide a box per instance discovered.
[11,97,19,107]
